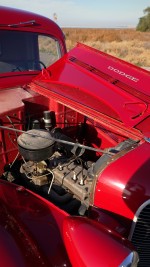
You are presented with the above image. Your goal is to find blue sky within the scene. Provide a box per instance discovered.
[0,0,150,28]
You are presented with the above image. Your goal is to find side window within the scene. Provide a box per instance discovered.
[38,35,61,68]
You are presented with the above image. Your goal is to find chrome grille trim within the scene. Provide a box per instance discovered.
[129,200,150,267]
[129,199,150,240]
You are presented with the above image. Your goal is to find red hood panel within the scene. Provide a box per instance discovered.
[32,43,150,132]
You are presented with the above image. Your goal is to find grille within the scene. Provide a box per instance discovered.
[131,203,150,267]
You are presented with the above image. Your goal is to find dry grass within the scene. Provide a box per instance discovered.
[62,28,150,67]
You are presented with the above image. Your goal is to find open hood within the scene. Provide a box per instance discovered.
[30,43,150,136]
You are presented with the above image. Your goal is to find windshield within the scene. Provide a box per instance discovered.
[0,30,61,73]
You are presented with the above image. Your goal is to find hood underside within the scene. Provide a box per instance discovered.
[31,43,150,135]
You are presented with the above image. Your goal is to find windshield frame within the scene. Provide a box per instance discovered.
[0,29,63,76]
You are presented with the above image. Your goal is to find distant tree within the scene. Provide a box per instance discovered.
[136,7,150,31]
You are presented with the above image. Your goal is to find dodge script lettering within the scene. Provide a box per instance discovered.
[108,66,139,82]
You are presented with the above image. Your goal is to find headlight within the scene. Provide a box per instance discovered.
[119,251,139,267]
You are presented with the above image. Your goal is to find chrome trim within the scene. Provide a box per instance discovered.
[129,199,150,240]
[144,137,150,143]
[119,251,139,267]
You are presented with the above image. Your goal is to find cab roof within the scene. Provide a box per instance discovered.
[0,6,65,41]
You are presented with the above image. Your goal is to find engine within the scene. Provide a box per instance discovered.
[15,122,95,215]
[1,104,137,216]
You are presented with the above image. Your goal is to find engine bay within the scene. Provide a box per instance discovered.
[0,87,139,215]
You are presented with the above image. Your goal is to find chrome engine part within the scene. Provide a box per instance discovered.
[17,128,94,211]
[19,152,93,207]
[20,161,51,186]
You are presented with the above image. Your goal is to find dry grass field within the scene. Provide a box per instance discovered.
[62,28,150,67]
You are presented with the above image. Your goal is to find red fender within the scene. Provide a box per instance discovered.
[63,216,133,267]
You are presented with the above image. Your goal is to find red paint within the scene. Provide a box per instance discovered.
[32,43,150,134]
[0,6,66,50]
[0,6,66,89]
[94,142,150,220]
[63,216,131,267]
[0,180,71,267]
[0,5,149,267]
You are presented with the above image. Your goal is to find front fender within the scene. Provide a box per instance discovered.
[0,203,46,267]
[0,180,71,267]
[63,216,134,267]
[0,226,25,267]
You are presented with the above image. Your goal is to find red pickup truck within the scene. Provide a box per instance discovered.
[0,6,150,267]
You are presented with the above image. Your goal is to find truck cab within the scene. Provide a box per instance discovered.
[0,6,66,87]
